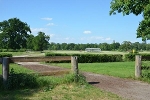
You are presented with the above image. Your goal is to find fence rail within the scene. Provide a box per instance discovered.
[9,56,71,62]
[135,55,150,78]
[1,56,78,88]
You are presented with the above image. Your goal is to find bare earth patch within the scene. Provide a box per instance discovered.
[17,62,150,100]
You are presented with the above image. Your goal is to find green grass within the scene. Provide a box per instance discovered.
[45,50,150,54]
[45,62,135,78]
[1,51,45,57]
[45,50,129,55]
[0,69,123,100]
[0,84,123,100]
[0,63,35,75]
[0,75,123,100]
[0,63,124,100]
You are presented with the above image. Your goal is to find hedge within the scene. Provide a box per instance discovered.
[124,53,150,61]
[0,53,12,57]
[45,52,123,63]
[0,49,26,52]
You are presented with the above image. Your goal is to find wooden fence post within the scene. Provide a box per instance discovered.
[135,55,142,78]
[71,56,78,75]
[2,57,9,86]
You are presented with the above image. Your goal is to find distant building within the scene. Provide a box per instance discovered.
[85,48,101,52]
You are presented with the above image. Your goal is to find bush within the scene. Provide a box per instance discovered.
[142,71,150,79]
[124,53,137,61]
[124,53,150,61]
[6,68,39,90]
[0,49,26,52]
[0,53,12,57]
[45,52,123,63]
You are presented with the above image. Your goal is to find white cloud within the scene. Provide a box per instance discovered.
[47,23,55,26]
[65,37,70,40]
[80,36,111,42]
[83,31,92,34]
[31,28,48,34]
[90,36,104,40]
[105,38,111,40]
[41,17,52,21]
[50,34,55,37]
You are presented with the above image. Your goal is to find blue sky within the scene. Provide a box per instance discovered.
[0,0,144,44]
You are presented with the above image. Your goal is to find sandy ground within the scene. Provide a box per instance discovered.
[17,62,150,100]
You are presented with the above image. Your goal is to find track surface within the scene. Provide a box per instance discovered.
[18,62,150,100]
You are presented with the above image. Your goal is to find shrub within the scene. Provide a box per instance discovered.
[6,68,39,90]
[142,71,150,79]
[124,53,137,61]
[0,53,12,57]
[124,53,150,61]
[2,49,8,52]
[45,52,123,63]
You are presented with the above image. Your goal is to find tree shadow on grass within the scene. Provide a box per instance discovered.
[0,88,40,100]
[0,74,41,100]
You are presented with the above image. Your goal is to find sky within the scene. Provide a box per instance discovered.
[0,0,145,44]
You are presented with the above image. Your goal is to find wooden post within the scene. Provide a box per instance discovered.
[71,56,78,75]
[135,55,142,78]
[2,57,9,86]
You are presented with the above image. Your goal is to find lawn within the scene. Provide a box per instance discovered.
[45,50,129,55]
[1,51,45,57]
[45,62,135,78]
[0,63,124,100]
[0,83,123,100]
[0,63,35,75]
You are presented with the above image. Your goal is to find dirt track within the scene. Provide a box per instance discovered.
[17,62,150,100]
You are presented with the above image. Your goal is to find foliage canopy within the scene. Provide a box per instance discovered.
[0,18,31,49]
[110,0,150,41]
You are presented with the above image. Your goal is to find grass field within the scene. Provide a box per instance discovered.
[0,50,150,99]
[45,50,129,55]
[0,63,35,75]
[44,62,135,78]
[0,82,122,100]
[45,50,150,54]
[0,64,123,100]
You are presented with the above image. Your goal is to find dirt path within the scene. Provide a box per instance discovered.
[17,62,150,100]
[82,72,150,100]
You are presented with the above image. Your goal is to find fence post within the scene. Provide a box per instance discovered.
[71,56,78,75]
[2,57,9,87]
[135,55,142,78]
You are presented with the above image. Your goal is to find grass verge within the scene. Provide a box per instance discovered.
[44,62,135,78]
[0,63,35,75]
[0,63,124,100]
[46,61,150,83]
[0,74,123,100]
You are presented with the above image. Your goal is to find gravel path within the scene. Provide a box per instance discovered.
[17,62,150,100]
[82,72,150,100]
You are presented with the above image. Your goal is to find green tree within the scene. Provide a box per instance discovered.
[99,43,111,50]
[0,18,31,49]
[110,0,150,41]
[33,32,50,51]
[26,34,34,50]
[119,41,132,51]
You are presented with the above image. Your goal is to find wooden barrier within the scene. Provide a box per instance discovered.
[71,56,78,74]
[2,57,9,87]
[135,55,142,78]
[1,56,78,88]
[9,56,71,62]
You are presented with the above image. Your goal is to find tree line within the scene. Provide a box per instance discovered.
[48,41,150,51]
[0,18,50,51]
[1,18,150,52]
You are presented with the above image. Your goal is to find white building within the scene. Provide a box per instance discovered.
[85,48,101,52]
